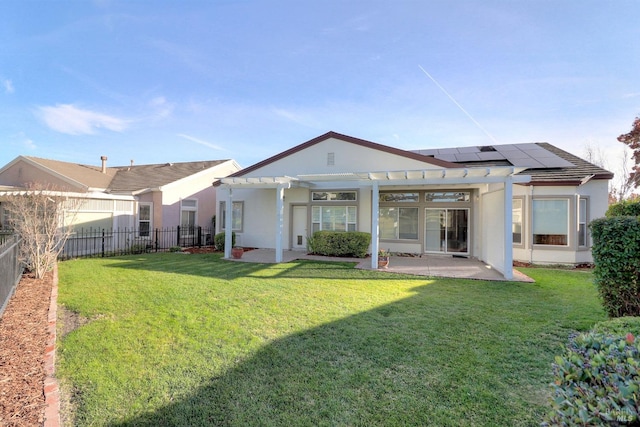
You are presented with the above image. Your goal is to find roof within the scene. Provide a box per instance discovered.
[24,156,116,189]
[107,160,229,192]
[224,131,459,180]
[12,157,231,193]
[412,142,613,185]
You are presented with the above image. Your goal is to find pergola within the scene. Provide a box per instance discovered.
[219,166,530,280]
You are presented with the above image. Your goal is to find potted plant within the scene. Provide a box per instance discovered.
[378,249,390,269]
[231,246,244,259]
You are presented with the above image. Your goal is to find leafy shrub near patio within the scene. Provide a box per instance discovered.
[593,316,640,336]
[543,331,640,426]
[590,217,640,317]
[606,199,640,217]
[307,231,370,258]
[214,232,236,251]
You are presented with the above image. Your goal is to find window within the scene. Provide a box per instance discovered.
[512,199,523,245]
[220,201,243,231]
[379,207,419,240]
[425,191,470,202]
[578,198,588,247]
[181,199,197,235]
[138,203,152,237]
[533,199,569,245]
[312,206,356,232]
[380,192,419,202]
[312,191,357,201]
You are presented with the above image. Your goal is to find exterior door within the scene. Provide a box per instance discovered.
[425,208,469,254]
[291,205,308,250]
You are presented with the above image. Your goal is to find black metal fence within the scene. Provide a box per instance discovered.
[60,226,216,260]
[0,234,22,319]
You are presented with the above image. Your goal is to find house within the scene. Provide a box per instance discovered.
[216,131,612,280]
[0,155,240,253]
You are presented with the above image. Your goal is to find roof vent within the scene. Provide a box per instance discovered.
[479,146,496,152]
[100,156,107,173]
[327,152,335,166]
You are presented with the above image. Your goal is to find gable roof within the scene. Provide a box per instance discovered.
[225,131,459,179]
[412,142,613,185]
[22,156,116,190]
[107,160,229,192]
[4,156,232,193]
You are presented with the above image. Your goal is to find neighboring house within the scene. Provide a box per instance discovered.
[216,131,612,279]
[0,155,240,252]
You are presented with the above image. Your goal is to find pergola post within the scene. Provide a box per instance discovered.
[503,176,514,280]
[275,184,285,263]
[224,187,233,259]
[371,180,379,269]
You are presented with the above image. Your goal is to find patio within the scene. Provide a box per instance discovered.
[228,249,534,282]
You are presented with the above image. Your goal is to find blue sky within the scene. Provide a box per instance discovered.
[2,1,639,176]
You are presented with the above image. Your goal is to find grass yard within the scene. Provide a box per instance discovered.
[57,253,605,426]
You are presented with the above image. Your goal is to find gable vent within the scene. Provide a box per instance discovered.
[327,152,335,166]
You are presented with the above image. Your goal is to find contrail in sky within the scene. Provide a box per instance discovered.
[418,65,499,145]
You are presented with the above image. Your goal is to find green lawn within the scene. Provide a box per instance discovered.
[57,253,605,426]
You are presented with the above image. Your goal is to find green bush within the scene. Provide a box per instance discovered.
[593,317,640,336]
[590,217,640,317]
[543,332,640,426]
[606,199,640,217]
[214,232,235,251]
[307,231,370,258]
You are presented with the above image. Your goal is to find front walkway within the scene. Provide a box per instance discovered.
[228,249,533,282]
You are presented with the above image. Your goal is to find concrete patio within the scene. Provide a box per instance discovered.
[227,249,534,282]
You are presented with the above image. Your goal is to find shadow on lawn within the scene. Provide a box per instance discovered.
[103,274,557,426]
[105,252,399,281]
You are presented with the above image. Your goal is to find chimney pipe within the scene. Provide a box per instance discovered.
[101,156,107,174]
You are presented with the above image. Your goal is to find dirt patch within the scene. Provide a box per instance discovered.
[57,306,91,339]
[0,272,52,426]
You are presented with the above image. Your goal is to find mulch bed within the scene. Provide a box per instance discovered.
[0,272,52,426]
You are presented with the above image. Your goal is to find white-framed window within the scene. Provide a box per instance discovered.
[220,201,243,231]
[312,191,357,201]
[138,203,152,237]
[379,192,419,202]
[181,199,198,235]
[312,206,356,232]
[578,198,588,247]
[533,199,569,246]
[379,207,419,240]
[512,198,523,245]
[425,191,470,203]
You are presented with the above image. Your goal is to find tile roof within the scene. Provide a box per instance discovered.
[412,142,613,184]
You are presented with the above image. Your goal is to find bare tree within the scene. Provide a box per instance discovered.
[617,116,640,196]
[583,143,637,202]
[4,183,81,279]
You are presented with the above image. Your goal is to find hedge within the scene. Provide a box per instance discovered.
[590,217,640,317]
[606,199,640,217]
[214,231,236,251]
[307,231,371,258]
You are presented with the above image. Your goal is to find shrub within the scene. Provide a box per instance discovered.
[593,317,640,336]
[214,232,236,251]
[307,231,370,258]
[590,217,640,317]
[606,199,640,217]
[169,246,182,253]
[543,332,640,426]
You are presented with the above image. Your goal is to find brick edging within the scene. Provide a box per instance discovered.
[43,264,60,427]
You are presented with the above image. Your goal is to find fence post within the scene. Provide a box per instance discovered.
[176,226,181,246]
[197,226,202,247]
[101,229,105,258]
[154,228,159,252]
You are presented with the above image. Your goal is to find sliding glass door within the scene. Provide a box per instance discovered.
[425,208,469,254]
